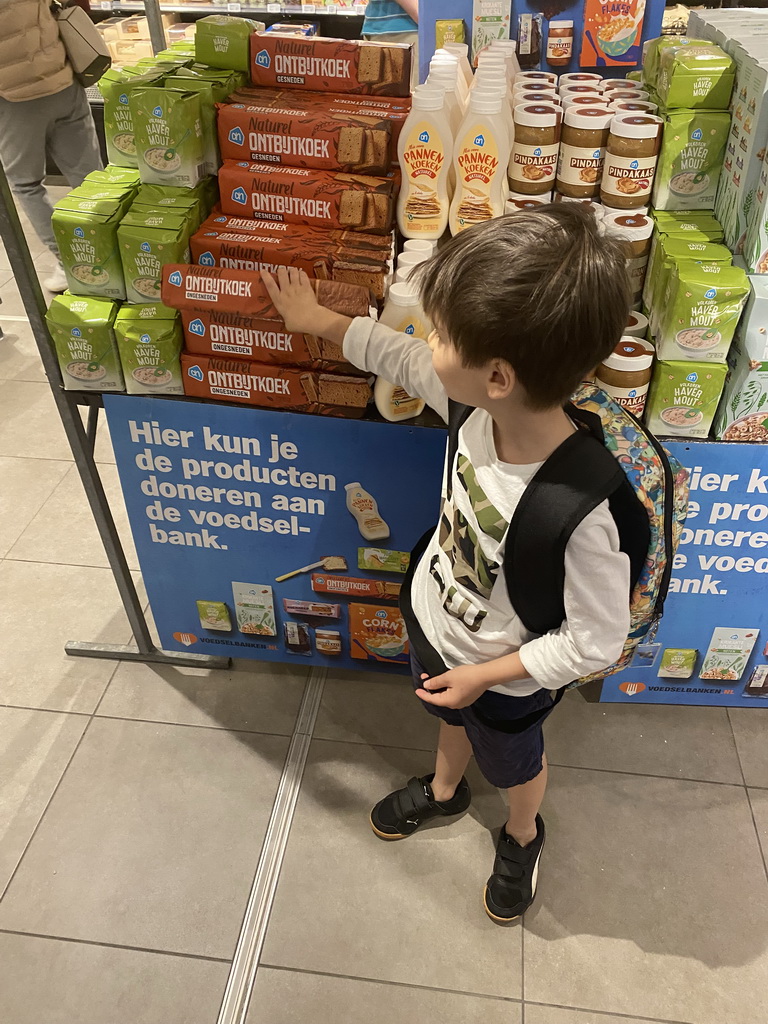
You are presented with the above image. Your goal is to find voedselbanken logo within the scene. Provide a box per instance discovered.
[619,682,647,696]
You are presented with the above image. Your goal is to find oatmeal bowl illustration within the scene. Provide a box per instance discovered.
[670,171,710,197]
[675,327,722,354]
[659,406,704,432]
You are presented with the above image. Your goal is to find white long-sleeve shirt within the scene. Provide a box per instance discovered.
[344,316,631,697]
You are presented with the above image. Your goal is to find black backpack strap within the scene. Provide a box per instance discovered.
[505,427,638,637]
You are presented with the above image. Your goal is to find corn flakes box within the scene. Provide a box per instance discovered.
[349,603,408,663]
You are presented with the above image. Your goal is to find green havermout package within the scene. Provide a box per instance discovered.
[98,68,166,169]
[166,71,230,177]
[84,167,142,188]
[657,260,749,362]
[118,208,193,304]
[114,303,184,395]
[46,294,124,392]
[646,359,728,438]
[642,37,711,93]
[195,16,265,72]
[131,85,205,189]
[646,236,732,335]
[51,191,133,300]
[652,109,730,211]
[656,44,736,110]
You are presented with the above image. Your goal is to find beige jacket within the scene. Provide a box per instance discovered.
[0,0,73,102]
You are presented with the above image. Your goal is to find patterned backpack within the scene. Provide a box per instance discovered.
[400,383,690,724]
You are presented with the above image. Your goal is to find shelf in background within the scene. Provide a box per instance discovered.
[92,1,365,15]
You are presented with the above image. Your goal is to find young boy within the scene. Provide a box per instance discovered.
[262,204,632,923]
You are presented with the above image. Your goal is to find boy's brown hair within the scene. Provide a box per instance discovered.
[415,205,631,409]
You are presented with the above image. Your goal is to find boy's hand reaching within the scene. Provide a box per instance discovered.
[416,665,491,710]
[260,267,352,344]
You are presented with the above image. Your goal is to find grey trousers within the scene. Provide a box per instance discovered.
[0,83,103,257]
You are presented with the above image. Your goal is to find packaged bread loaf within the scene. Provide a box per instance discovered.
[203,211,394,255]
[250,33,411,98]
[190,227,390,299]
[217,102,391,176]
[218,160,396,234]
[181,307,362,373]
[181,352,372,416]
[162,262,372,318]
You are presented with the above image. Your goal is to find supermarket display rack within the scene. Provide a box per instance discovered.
[0,163,228,671]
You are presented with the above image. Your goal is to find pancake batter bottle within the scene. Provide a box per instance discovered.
[398,85,453,240]
[449,92,510,235]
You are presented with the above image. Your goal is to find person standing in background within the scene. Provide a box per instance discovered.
[362,0,419,86]
[0,0,103,292]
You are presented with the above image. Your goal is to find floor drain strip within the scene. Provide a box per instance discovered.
[216,667,326,1024]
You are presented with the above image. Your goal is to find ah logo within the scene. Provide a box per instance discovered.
[189,319,205,337]
[474,134,485,146]
[140,333,151,345]
[256,49,271,68]
[405,323,415,335]
[533,147,542,157]
[630,159,639,169]
[418,130,430,143]
[705,287,717,298]
[214,216,226,223]
[140,242,151,253]
[71,328,82,338]
[628,389,637,398]
[692,128,703,140]
[199,251,215,266]
[119,93,128,105]
[686,372,699,383]
[152,105,163,118]
[375,610,388,619]
[187,365,204,382]
[619,682,646,696]
[231,187,248,205]
[74,227,84,238]
[592,149,601,158]
[228,127,245,146]
[236,161,249,168]
[169,271,182,287]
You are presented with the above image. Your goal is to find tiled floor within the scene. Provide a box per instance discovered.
[2,191,768,1024]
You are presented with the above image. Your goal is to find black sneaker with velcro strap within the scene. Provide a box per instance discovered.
[484,814,545,923]
[370,774,471,841]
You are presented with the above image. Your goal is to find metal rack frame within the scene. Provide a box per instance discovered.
[0,162,227,671]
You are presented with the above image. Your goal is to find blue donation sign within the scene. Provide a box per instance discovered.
[604,440,768,707]
[104,396,445,672]
[105,397,768,706]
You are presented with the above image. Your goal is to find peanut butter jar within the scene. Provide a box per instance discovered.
[602,210,655,304]
[559,73,603,89]
[510,103,562,195]
[556,106,613,199]
[595,337,655,417]
[600,113,663,210]
[610,100,659,115]
[546,21,574,68]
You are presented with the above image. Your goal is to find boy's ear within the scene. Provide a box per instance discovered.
[486,358,516,401]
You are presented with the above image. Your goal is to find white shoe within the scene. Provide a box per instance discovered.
[43,262,68,293]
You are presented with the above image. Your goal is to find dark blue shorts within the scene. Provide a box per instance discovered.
[411,654,556,790]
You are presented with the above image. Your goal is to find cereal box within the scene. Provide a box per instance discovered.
[700,627,760,682]
[130,85,206,188]
[714,336,768,442]
[656,260,749,362]
[45,294,124,392]
[652,110,730,212]
[195,15,265,73]
[645,359,728,437]
[118,208,193,304]
[51,191,133,300]
[231,581,276,636]
[250,33,411,98]
[349,603,409,664]
[114,303,184,396]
